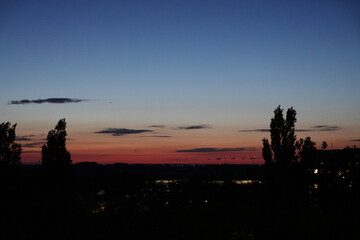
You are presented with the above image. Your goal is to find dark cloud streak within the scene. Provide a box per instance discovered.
[239,129,270,133]
[8,98,88,105]
[149,125,165,128]
[176,147,253,153]
[177,125,210,130]
[311,125,340,131]
[240,125,340,132]
[139,135,172,138]
[16,135,35,141]
[22,151,40,153]
[94,128,153,136]
[22,142,44,148]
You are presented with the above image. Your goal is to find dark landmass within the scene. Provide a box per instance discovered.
[1,150,360,240]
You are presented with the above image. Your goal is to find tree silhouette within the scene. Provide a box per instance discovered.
[42,119,71,169]
[0,122,22,167]
[262,138,272,166]
[262,106,297,166]
[296,137,316,168]
[321,141,328,150]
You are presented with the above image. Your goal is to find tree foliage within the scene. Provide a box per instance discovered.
[321,141,328,150]
[295,137,317,168]
[262,106,297,166]
[0,122,22,167]
[262,138,272,166]
[42,119,71,169]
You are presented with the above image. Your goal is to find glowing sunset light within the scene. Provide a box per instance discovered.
[1,1,359,164]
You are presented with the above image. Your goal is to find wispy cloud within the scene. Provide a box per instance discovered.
[22,142,44,148]
[239,129,270,133]
[311,125,340,131]
[139,135,172,138]
[8,98,88,105]
[16,137,32,141]
[148,125,165,128]
[94,128,153,136]
[16,135,35,141]
[176,147,253,153]
[177,125,210,130]
[240,125,341,132]
[350,139,360,142]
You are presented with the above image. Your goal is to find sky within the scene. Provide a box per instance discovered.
[1,0,359,164]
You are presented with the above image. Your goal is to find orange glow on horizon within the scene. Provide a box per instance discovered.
[21,146,264,165]
[18,124,355,165]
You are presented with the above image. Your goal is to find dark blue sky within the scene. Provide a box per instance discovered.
[1,0,359,163]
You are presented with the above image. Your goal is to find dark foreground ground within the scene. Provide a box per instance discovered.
[1,163,359,240]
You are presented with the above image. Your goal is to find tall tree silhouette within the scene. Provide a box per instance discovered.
[296,137,316,168]
[262,106,297,166]
[42,119,71,169]
[41,119,77,239]
[0,122,22,167]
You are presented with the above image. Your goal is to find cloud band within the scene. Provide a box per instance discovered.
[176,147,253,153]
[94,128,153,136]
[8,98,87,104]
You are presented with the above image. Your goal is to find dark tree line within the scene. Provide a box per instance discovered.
[0,119,71,170]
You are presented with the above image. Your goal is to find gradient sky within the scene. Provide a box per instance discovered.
[1,0,359,164]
